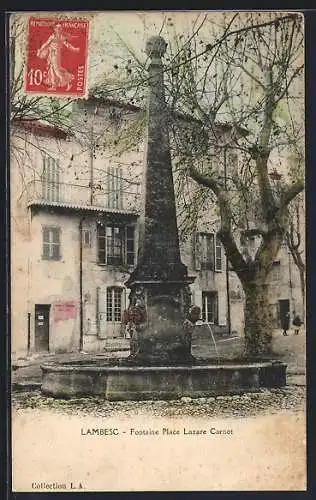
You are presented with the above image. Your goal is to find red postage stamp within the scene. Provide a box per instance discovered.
[25,17,89,97]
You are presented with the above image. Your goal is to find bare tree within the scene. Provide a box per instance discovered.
[175,13,304,356]
[93,12,304,356]
[10,12,304,356]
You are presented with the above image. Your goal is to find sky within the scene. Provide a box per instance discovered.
[12,11,218,88]
[14,11,293,88]
[11,11,304,98]
[89,11,215,84]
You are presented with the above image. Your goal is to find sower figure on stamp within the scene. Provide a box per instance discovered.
[37,23,79,91]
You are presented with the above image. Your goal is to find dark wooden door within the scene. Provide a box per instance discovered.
[34,304,50,352]
[278,299,290,328]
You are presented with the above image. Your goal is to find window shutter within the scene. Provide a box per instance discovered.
[96,287,100,334]
[126,225,135,266]
[53,159,60,201]
[47,156,52,200]
[42,155,47,199]
[52,243,60,260]
[190,289,195,306]
[193,290,202,310]
[215,234,222,271]
[107,167,111,207]
[42,243,50,259]
[208,233,215,270]
[52,228,60,244]
[194,233,201,270]
[116,166,123,209]
[42,154,47,179]
[97,224,106,264]
[122,287,127,312]
[217,292,226,326]
[108,166,116,208]
[42,227,50,243]
[97,287,107,338]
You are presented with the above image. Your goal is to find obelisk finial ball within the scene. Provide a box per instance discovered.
[145,36,167,58]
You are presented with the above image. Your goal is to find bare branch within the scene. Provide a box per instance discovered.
[280,180,305,210]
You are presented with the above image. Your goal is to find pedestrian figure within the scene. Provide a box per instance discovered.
[281,311,290,336]
[183,306,201,351]
[292,313,302,335]
[123,301,147,355]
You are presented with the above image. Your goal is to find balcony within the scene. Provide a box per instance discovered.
[26,180,140,217]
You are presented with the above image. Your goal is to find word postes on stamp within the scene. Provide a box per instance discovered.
[25,17,89,98]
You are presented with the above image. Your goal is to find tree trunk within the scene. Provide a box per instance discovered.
[286,231,305,319]
[243,281,272,357]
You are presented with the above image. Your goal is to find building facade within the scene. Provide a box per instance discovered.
[10,99,305,357]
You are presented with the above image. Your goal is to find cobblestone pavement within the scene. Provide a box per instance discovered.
[12,385,305,419]
[11,327,306,384]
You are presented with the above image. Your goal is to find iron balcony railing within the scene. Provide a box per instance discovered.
[26,180,140,212]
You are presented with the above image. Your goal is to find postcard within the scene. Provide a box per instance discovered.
[10,10,306,492]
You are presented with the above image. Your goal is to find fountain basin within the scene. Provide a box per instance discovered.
[40,360,287,400]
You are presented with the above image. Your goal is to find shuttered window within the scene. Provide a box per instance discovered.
[195,232,222,272]
[270,260,281,281]
[106,287,123,322]
[106,226,124,265]
[196,233,214,270]
[41,155,60,202]
[202,292,218,324]
[97,286,126,338]
[42,227,61,260]
[107,166,123,209]
[97,223,135,266]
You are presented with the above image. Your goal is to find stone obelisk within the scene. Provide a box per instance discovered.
[125,36,195,364]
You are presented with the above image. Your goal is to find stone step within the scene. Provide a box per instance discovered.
[102,346,130,352]
[286,374,306,386]
[12,380,42,392]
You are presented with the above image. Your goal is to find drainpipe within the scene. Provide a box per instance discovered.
[288,248,294,315]
[226,257,232,335]
[27,313,31,353]
[90,106,98,206]
[79,217,84,352]
[89,125,94,205]
[223,147,232,335]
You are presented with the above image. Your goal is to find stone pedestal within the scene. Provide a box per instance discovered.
[127,292,195,365]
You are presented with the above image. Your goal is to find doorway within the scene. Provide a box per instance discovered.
[34,304,50,352]
[278,299,290,329]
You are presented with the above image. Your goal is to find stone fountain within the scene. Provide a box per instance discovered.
[41,36,286,400]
